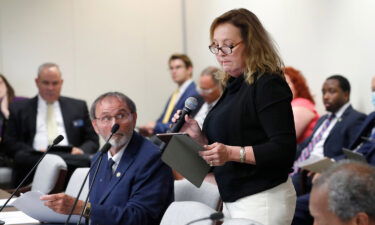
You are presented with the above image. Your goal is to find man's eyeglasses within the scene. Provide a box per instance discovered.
[95,112,131,124]
[208,41,242,55]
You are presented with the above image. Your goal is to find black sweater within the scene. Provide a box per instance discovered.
[203,73,296,202]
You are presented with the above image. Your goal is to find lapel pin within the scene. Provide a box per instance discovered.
[116,172,121,178]
[338,117,342,122]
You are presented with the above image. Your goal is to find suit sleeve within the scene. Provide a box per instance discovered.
[90,153,174,225]
[252,75,297,169]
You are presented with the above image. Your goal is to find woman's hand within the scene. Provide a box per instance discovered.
[199,142,231,166]
[172,110,207,145]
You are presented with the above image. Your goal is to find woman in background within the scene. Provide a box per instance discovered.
[284,67,319,144]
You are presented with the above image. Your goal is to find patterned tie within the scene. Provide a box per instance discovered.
[47,103,58,145]
[291,114,335,175]
[162,89,179,123]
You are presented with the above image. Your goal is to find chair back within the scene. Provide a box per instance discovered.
[31,154,67,194]
[160,201,217,225]
[174,179,221,210]
[65,167,89,200]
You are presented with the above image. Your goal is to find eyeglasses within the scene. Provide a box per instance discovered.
[196,86,217,95]
[95,112,131,124]
[208,41,242,55]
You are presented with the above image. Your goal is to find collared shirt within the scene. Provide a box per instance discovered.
[175,79,193,103]
[107,137,131,173]
[310,102,351,158]
[194,99,219,129]
[33,95,68,150]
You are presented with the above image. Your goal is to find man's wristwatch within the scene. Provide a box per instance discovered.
[83,202,92,218]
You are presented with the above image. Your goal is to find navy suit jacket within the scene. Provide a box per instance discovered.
[296,105,366,159]
[89,132,174,225]
[3,96,99,156]
[349,111,375,164]
[154,82,200,134]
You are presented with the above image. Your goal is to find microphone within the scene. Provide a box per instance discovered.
[186,212,224,225]
[169,97,198,133]
[0,135,64,225]
[65,124,119,225]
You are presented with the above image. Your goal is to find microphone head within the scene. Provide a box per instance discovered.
[184,97,198,111]
[53,135,64,145]
[111,124,120,134]
[209,212,224,221]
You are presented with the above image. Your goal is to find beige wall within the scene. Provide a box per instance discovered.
[1,0,374,126]
[0,0,184,125]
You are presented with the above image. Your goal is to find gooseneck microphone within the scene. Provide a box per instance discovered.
[186,212,224,225]
[169,97,198,133]
[65,124,119,225]
[0,135,64,225]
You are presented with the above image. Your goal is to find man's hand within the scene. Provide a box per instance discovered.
[40,193,84,215]
[71,147,84,155]
[138,122,155,137]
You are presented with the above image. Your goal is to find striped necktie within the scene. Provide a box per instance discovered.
[291,114,335,174]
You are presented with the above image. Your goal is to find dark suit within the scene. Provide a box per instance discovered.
[296,105,366,160]
[89,132,174,225]
[3,95,99,185]
[292,111,373,225]
[349,111,375,164]
[154,82,200,134]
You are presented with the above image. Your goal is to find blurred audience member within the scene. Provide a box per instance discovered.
[310,161,375,225]
[3,62,99,185]
[139,54,201,136]
[194,66,222,129]
[284,67,319,144]
[0,74,26,141]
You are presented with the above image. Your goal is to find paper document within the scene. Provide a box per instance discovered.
[296,156,334,173]
[12,191,83,224]
[161,134,210,188]
[0,211,39,224]
[0,198,17,207]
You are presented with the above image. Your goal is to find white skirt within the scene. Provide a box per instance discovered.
[223,177,296,225]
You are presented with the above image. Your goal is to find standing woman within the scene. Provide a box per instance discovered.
[174,8,296,225]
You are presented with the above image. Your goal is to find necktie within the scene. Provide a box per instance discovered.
[291,114,335,175]
[162,89,179,123]
[47,103,58,145]
[105,158,115,182]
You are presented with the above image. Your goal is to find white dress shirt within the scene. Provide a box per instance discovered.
[33,95,68,150]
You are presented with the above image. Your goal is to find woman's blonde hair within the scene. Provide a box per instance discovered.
[210,8,284,85]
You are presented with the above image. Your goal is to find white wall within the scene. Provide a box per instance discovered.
[1,0,374,126]
[0,0,184,125]
[185,0,375,114]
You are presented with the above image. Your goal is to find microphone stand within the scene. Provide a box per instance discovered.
[64,124,119,225]
[0,135,65,225]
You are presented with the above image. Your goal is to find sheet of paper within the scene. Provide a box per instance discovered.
[0,211,39,224]
[297,156,334,173]
[12,191,82,224]
[162,134,210,188]
[0,198,17,207]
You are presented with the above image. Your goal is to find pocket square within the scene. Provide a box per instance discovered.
[73,119,84,127]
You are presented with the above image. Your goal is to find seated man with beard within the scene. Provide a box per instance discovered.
[40,92,174,225]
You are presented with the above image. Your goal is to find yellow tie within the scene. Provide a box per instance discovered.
[47,103,58,145]
[162,89,179,123]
